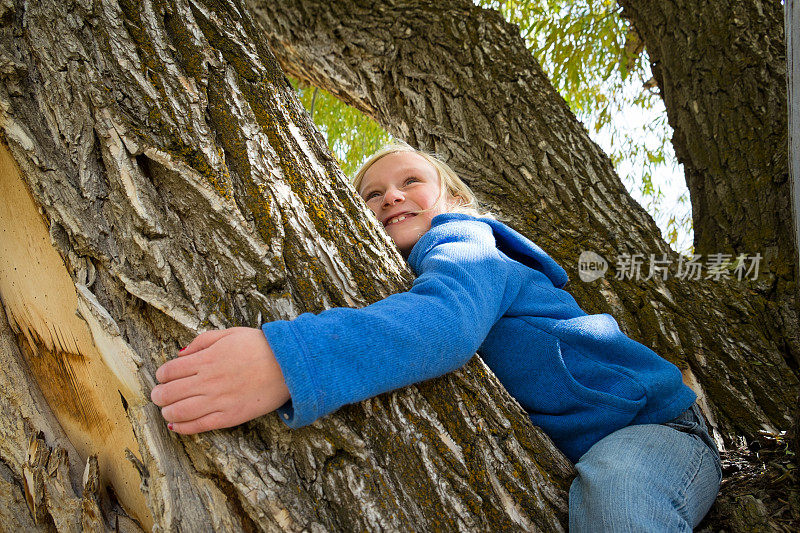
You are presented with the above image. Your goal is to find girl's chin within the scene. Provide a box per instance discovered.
[385,216,431,253]
[389,232,424,256]
[390,236,416,252]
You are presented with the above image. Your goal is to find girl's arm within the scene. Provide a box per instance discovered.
[152,218,520,433]
[265,218,521,428]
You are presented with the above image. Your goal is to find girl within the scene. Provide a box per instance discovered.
[151,145,721,530]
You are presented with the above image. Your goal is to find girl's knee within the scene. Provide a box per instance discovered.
[568,425,720,532]
[569,469,692,532]
[569,461,652,515]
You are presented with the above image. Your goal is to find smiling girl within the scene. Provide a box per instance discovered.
[151,144,720,530]
[357,146,480,256]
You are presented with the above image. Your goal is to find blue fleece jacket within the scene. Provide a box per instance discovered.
[262,213,696,462]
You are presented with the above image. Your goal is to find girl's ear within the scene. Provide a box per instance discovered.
[446,194,465,211]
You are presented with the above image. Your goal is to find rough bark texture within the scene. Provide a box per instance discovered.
[616,1,799,372]
[252,0,797,446]
[0,0,575,530]
[615,2,800,526]
[621,0,793,273]
[0,0,797,531]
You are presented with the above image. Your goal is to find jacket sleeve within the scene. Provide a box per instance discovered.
[262,219,524,428]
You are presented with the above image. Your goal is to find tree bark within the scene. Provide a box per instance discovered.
[0,0,575,530]
[615,3,800,525]
[1,0,797,531]
[251,0,797,446]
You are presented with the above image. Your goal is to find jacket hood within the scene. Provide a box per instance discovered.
[429,213,569,289]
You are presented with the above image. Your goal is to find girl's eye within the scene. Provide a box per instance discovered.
[365,191,380,201]
[404,177,419,186]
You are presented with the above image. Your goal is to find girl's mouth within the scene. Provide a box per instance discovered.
[385,213,416,226]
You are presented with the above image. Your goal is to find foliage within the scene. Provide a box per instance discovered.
[290,79,392,178]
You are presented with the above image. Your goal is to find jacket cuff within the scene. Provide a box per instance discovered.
[261,320,321,428]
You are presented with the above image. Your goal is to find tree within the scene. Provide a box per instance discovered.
[0,0,796,531]
[0,0,573,530]
[618,0,798,374]
[306,0,694,252]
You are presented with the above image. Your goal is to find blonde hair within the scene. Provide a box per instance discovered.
[352,144,490,218]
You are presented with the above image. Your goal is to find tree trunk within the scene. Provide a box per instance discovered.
[615,2,800,527]
[251,0,797,445]
[1,0,797,530]
[0,0,573,530]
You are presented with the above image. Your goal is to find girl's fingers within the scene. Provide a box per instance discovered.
[152,326,284,434]
[160,394,216,424]
[168,411,228,435]
[155,352,200,383]
[179,328,237,357]
[156,328,238,383]
[151,374,203,407]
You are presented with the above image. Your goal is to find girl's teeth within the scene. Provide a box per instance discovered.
[389,215,407,225]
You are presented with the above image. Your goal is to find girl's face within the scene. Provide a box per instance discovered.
[359,152,452,256]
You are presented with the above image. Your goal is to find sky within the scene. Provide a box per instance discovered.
[590,83,694,256]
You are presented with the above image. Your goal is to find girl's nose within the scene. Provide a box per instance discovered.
[383,187,404,207]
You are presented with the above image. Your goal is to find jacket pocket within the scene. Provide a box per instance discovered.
[480,317,646,416]
[555,339,647,413]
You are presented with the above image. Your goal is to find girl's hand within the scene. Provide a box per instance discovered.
[150,327,290,434]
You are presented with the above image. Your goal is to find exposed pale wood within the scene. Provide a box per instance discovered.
[0,144,150,528]
[0,254,144,532]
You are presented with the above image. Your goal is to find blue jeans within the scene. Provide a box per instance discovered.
[569,403,722,532]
